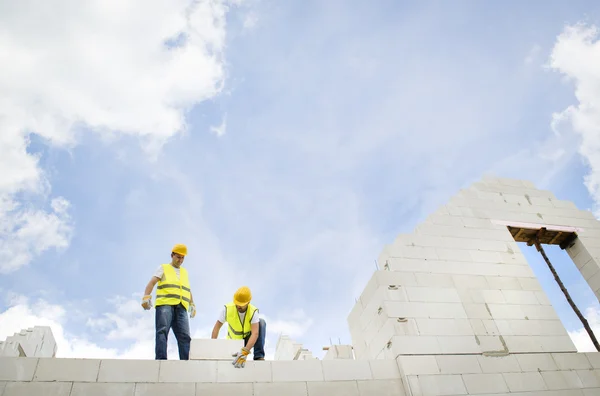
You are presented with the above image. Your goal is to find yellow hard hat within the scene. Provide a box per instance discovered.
[233,286,252,306]
[172,244,187,256]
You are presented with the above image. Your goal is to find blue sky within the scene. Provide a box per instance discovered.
[1,0,600,358]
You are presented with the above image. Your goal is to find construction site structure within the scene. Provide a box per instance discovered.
[1,176,600,395]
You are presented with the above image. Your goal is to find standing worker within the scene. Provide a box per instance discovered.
[211,286,266,368]
[141,243,196,360]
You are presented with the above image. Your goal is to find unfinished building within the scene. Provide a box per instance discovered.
[1,176,599,395]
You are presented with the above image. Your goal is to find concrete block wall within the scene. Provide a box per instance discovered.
[0,326,56,358]
[349,177,600,359]
[0,356,404,396]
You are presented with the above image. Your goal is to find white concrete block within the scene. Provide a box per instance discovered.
[503,371,547,392]
[535,291,552,305]
[476,336,506,353]
[356,379,405,396]
[397,355,439,375]
[487,304,526,319]
[189,339,244,360]
[369,359,400,379]
[482,320,500,335]
[469,251,503,263]
[486,278,522,294]
[581,259,600,280]
[585,388,600,396]
[322,359,372,381]
[406,287,461,303]
[384,301,467,319]
[586,352,600,368]
[452,275,489,290]
[541,370,584,390]
[391,335,441,355]
[469,319,487,335]
[70,383,135,396]
[33,357,100,382]
[437,336,481,354]
[462,373,509,394]
[2,382,73,396]
[195,383,253,396]
[417,374,467,396]
[415,273,456,288]
[515,353,558,371]
[541,336,577,352]
[518,277,543,291]
[552,353,593,370]
[216,361,271,383]
[429,215,465,227]
[158,360,217,382]
[521,305,560,320]
[477,354,521,373]
[254,382,308,396]
[503,335,544,353]
[502,290,540,305]
[416,319,474,336]
[435,249,473,262]
[97,359,159,382]
[306,381,360,396]
[576,369,600,388]
[133,383,195,396]
[474,290,506,304]
[389,245,440,260]
[271,360,323,382]
[0,357,38,381]
[435,355,481,374]
[463,304,492,320]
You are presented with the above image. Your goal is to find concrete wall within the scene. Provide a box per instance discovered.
[348,177,600,395]
[0,356,403,396]
[0,327,56,358]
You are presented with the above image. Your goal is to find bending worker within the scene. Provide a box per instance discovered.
[141,243,196,360]
[211,286,266,367]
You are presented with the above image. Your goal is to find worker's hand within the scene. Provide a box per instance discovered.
[189,303,196,318]
[141,295,152,310]
[231,347,250,368]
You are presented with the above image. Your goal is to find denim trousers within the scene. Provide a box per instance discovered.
[243,318,267,360]
[155,303,191,360]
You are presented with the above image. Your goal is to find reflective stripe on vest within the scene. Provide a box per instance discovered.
[225,302,258,340]
[155,264,191,310]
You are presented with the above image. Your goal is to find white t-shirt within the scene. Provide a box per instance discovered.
[154,264,180,281]
[218,306,260,325]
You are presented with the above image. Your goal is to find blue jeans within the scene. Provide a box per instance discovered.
[155,303,191,360]
[244,318,266,360]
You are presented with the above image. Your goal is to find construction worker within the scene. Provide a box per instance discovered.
[141,243,196,360]
[211,286,266,368]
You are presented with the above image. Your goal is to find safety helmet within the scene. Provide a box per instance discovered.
[233,286,252,306]
[172,244,187,256]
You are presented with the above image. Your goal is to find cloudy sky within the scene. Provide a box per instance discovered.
[1,0,600,359]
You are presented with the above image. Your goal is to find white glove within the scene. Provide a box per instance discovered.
[232,347,250,368]
[189,303,196,318]
[141,295,152,310]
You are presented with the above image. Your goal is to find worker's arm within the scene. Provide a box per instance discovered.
[144,276,160,295]
[142,277,160,310]
[211,320,223,339]
[244,322,259,350]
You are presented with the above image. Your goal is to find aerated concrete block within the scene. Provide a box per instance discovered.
[357,379,405,396]
[133,383,195,396]
[271,360,323,382]
[417,374,467,396]
[216,361,271,383]
[70,382,135,396]
[306,381,360,396]
[503,371,547,392]
[0,357,38,381]
[3,381,73,396]
[33,358,101,382]
[462,373,509,394]
[322,359,372,381]
[97,359,159,382]
[254,382,308,396]
[195,383,253,396]
[158,360,217,382]
[189,339,244,360]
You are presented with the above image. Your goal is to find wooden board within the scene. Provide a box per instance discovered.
[507,226,577,249]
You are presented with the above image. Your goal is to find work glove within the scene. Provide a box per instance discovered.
[141,295,152,310]
[231,347,250,368]
[189,303,196,318]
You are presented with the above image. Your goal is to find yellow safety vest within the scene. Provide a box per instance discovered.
[225,302,258,339]
[155,264,191,310]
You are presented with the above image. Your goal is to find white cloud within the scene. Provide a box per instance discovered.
[568,306,600,352]
[0,0,238,272]
[549,23,600,213]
